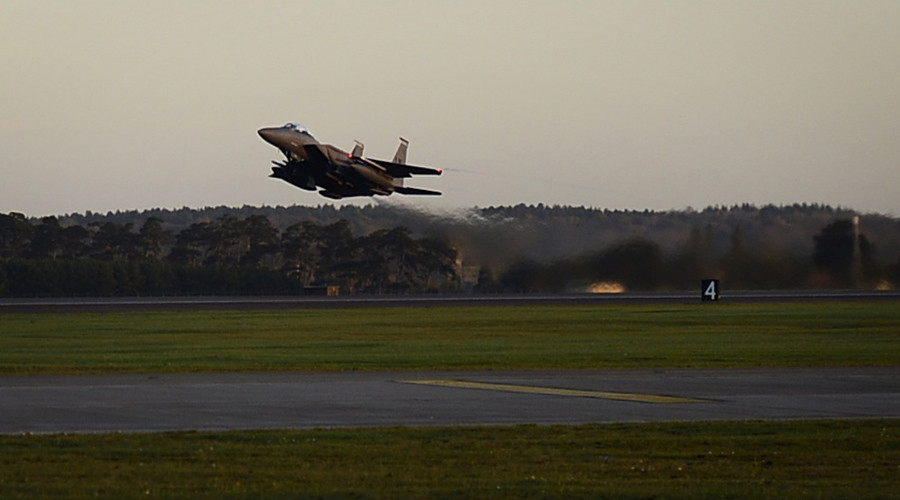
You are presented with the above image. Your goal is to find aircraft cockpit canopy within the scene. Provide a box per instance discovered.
[283,122,310,135]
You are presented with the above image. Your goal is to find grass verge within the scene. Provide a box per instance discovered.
[1,420,897,499]
[1,302,898,374]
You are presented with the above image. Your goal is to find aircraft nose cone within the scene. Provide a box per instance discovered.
[258,127,278,143]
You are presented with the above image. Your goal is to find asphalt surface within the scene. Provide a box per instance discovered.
[2,290,899,313]
[2,368,898,434]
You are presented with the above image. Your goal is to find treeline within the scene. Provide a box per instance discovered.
[487,219,898,292]
[2,204,899,296]
[55,202,900,266]
[0,213,459,296]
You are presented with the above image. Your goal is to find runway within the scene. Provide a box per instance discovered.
[2,290,898,313]
[2,367,897,434]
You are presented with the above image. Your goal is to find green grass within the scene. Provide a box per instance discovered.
[1,302,898,374]
[0,420,897,499]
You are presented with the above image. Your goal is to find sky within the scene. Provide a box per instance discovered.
[2,1,899,217]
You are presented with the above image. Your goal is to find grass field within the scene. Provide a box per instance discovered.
[1,302,898,374]
[1,301,898,498]
[0,420,897,499]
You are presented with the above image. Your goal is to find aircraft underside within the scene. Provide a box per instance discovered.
[270,160,375,199]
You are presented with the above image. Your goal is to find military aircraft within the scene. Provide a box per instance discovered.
[258,122,442,199]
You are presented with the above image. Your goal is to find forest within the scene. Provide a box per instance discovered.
[1,203,898,296]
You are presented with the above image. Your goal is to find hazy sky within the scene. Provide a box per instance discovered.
[2,1,898,217]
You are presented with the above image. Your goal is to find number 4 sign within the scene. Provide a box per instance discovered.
[701,279,720,302]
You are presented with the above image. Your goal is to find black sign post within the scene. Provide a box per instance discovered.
[701,279,720,302]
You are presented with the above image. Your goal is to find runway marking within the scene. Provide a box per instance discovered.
[401,379,708,404]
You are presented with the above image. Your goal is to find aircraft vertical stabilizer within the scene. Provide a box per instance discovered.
[393,137,409,164]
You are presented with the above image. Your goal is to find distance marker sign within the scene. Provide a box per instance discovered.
[702,279,720,302]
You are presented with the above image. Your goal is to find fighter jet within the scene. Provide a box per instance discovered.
[258,122,442,199]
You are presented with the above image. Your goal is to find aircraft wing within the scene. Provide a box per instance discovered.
[370,159,442,178]
[302,144,333,164]
[394,186,442,196]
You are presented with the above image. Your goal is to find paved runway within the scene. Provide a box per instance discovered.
[2,367,897,434]
[2,290,898,313]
